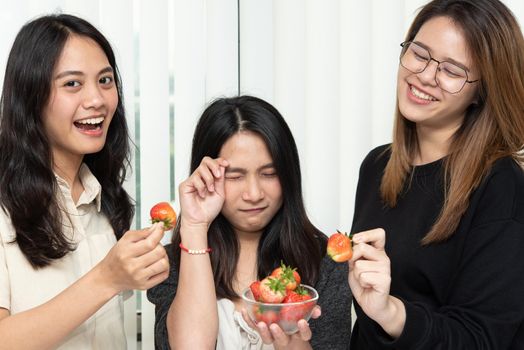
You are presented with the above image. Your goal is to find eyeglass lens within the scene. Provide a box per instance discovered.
[400,42,469,94]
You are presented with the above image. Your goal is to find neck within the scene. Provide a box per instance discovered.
[233,230,262,295]
[414,122,460,165]
[53,153,84,203]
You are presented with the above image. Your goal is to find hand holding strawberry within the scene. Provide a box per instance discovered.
[347,228,404,337]
[150,202,177,230]
[97,223,169,293]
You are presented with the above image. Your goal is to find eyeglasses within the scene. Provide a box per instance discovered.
[399,41,479,94]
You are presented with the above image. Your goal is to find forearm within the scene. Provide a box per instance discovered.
[373,296,406,339]
[0,264,117,350]
[167,224,218,349]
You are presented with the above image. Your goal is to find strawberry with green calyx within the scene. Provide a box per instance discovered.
[270,261,301,291]
[282,286,311,303]
[280,287,314,322]
[150,202,177,230]
[327,230,353,262]
[258,277,286,303]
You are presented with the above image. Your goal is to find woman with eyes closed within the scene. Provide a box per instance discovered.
[147,95,352,350]
[0,14,169,349]
[348,0,524,349]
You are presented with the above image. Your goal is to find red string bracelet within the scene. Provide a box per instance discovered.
[179,243,212,255]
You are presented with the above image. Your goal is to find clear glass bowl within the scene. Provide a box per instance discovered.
[241,284,319,334]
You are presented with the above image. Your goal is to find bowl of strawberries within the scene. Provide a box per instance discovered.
[241,263,319,335]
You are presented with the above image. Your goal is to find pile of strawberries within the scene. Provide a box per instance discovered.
[249,262,314,323]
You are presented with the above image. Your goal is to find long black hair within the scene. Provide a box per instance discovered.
[0,14,134,267]
[172,95,326,299]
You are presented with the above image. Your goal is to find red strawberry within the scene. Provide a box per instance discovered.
[258,277,286,303]
[282,286,311,303]
[271,262,301,291]
[280,288,314,322]
[327,230,353,262]
[250,281,262,301]
[253,307,279,325]
[150,202,177,230]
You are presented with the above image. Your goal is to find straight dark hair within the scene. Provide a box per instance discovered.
[0,14,134,267]
[171,95,326,299]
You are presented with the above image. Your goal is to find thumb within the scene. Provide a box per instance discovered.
[146,222,166,245]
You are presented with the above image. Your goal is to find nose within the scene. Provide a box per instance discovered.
[242,176,265,202]
[82,83,104,109]
[417,59,439,87]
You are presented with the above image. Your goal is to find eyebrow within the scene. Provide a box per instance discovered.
[224,163,276,174]
[54,66,114,80]
[413,41,471,72]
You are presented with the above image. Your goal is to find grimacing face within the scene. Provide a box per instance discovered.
[219,131,283,237]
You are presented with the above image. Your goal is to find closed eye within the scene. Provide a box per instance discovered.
[225,174,243,181]
[261,172,277,178]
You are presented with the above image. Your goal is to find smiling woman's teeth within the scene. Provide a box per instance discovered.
[74,117,104,130]
[410,85,437,101]
[77,117,104,125]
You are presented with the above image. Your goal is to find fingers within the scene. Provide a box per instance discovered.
[350,241,390,266]
[186,157,229,198]
[296,319,313,340]
[357,272,391,293]
[310,305,321,319]
[352,228,386,249]
[120,224,158,243]
[122,223,165,257]
[240,308,314,347]
[135,244,169,274]
[104,223,170,291]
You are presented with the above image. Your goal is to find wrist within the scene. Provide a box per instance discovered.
[375,296,406,339]
[180,220,210,240]
[90,262,122,299]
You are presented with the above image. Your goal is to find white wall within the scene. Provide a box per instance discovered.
[2,0,524,348]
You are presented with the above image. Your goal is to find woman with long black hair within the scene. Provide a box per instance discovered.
[0,14,169,349]
[148,95,352,349]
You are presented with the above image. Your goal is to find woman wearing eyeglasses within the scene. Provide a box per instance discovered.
[348,0,524,349]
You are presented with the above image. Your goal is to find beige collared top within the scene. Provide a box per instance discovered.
[0,164,126,349]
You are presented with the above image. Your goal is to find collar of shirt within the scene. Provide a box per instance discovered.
[55,163,102,212]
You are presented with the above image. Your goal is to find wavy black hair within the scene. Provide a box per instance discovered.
[172,95,326,299]
[0,14,134,267]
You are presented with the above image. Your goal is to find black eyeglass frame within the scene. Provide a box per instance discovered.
[399,41,479,94]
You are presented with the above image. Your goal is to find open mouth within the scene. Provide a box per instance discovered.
[409,84,438,101]
[74,116,104,131]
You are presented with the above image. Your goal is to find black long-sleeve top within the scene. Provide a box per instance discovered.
[350,145,524,350]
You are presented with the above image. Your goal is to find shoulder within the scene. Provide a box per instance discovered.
[470,157,524,225]
[0,206,15,243]
[360,144,391,174]
[317,255,349,287]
